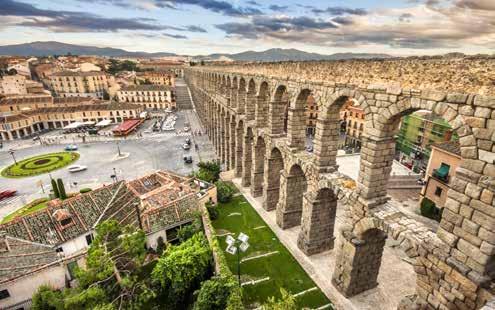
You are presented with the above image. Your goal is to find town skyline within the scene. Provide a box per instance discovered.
[1,0,495,56]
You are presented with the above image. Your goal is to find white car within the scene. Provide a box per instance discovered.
[182,143,191,150]
[68,165,87,173]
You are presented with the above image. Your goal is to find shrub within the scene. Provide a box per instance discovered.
[156,236,166,255]
[196,161,221,183]
[206,205,219,220]
[263,288,297,310]
[193,276,235,310]
[177,216,203,243]
[51,178,59,199]
[420,197,442,222]
[32,285,64,310]
[57,178,67,200]
[215,181,236,203]
[79,188,92,194]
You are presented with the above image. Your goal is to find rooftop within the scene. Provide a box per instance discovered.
[120,85,173,92]
[50,71,106,77]
[431,141,461,157]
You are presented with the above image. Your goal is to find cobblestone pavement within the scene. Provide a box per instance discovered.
[232,178,417,310]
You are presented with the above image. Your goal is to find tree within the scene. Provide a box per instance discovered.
[193,276,235,310]
[177,216,203,243]
[57,178,67,200]
[152,233,212,308]
[51,178,60,198]
[32,285,64,310]
[263,288,297,310]
[215,181,236,203]
[67,221,154,309]
[156,236,166,255]
[195,161,221,183]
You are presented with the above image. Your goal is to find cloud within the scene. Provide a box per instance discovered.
[246,0,260,6]
[269,5,289,12]
[162,33,188,39]
[0,0,206,33]
[455,0,495,10]
[311,6,368,16]
[398,13,413,22]
[157,0,263,16]
[216,16,337,39]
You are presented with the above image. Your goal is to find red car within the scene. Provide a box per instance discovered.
[0,190,17,201]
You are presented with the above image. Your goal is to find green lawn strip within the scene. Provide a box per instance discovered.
[212,196,332,309]
[1,152,79,178]
[1,198,50,224]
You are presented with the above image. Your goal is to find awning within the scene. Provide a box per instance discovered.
[95,119,112,127]
[82,121,95,126]
[63,122,83,129]
[435,164,450,178]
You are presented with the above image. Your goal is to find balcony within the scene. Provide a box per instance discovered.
[432,164,450,183]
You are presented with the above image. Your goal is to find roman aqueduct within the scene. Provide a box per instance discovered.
[185,57,495,309]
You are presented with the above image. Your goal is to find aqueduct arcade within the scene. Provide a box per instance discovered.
[185,58,495,309]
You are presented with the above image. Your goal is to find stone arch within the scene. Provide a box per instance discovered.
[297,187,338,255]
[229,114,236,170]
[256,81,270,128]
[269,85,290,135]
[250,135,266,197]
[276,163,308,229]
[314,90,368,171]
[223,111,231,167]
[287,88,311,150]
[231,76,238,108]
[235,119,244,177]
[262,147,284,211]
[241,126,254,187]
[225,76,232,105]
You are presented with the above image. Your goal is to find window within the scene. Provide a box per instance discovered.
[0,289,10,300]
[85,234,93,245]
[60,217,73,226]
[435,187,443,197]
[56,247,64,253]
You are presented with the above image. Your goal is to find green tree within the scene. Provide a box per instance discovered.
[195,161,221,183]
[263,288,297,310]
[193,276,235,310]
[152,233,212,308]
[177,216,203,243]
[51,178,60,198]
[156,236,166,255]
[32,285,64,310]
[68,221,154,309]
[57,178,67,200]
[215,181,236,203]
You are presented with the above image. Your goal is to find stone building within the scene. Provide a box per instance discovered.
[339,100,365,151]
[421,141,462,209]
[0,75,27,96]
[117,85,176,110]
[0,170,216,309]
[136,71,175,86]
[49,71,111,98]
[305,95,318,136]
[185,56,495,309]
[0,94,143,140]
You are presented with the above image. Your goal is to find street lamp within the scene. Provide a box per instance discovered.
[116,141,122,157]
[225,232,250,286]
[8,149,17,165]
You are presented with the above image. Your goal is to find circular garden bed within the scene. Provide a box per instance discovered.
[1,152,80,178]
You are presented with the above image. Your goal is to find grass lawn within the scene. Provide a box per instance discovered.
[1,197,50,224]
[212,195,333,309]
[1,151,79,178]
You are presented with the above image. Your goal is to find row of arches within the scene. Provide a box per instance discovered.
[187,69,495,309]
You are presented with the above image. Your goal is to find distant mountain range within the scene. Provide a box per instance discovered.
[0,41,393,62]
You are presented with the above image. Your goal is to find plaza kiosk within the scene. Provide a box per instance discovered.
[112,118,143,136]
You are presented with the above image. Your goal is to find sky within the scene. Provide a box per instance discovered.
[0,0,495,56]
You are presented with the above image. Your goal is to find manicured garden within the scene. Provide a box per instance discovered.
[1,151,80,178]
[212,195,333,309]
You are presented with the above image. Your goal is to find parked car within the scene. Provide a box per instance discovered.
[0,190,16,201]
[183,156,193,164]
[68,165,87,173]
[182,143,191,150]
[65,144,78,151]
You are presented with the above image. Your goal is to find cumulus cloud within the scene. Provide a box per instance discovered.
[162,33,188,39]
[155,0,262,16]
[269,5,289,12]
[311,6,368,16]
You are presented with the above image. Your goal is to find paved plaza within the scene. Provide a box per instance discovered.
[0,110,216,219]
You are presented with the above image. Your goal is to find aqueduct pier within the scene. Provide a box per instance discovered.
[185,57,495,309]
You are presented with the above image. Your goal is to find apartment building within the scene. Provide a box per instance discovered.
[136,71,175,86]
[339,100,365,150]
[49,71,111,99]
[117,85,175,110]
[420,141,462,208]
[0,75,27,96]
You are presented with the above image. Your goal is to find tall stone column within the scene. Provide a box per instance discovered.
[250,141,265,197]
[332,229,386,297]
[268,100,286,136]
[255,95,268,129]
[262,154,283,211]
[297,191,336,255]
[229,121,236,170]
[245,92,256,121]
[235,125,243,177]
[357,136,395,205]
[224,117,230,168]
[313,115,339,172]
[286,107,306,151]
[276,170,306,229]
[241,133,253,187]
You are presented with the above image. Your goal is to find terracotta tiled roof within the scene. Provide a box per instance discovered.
[431,141,461,156]
[0,235,60,283]
[50,71,106,77]
[120,85,173,92]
